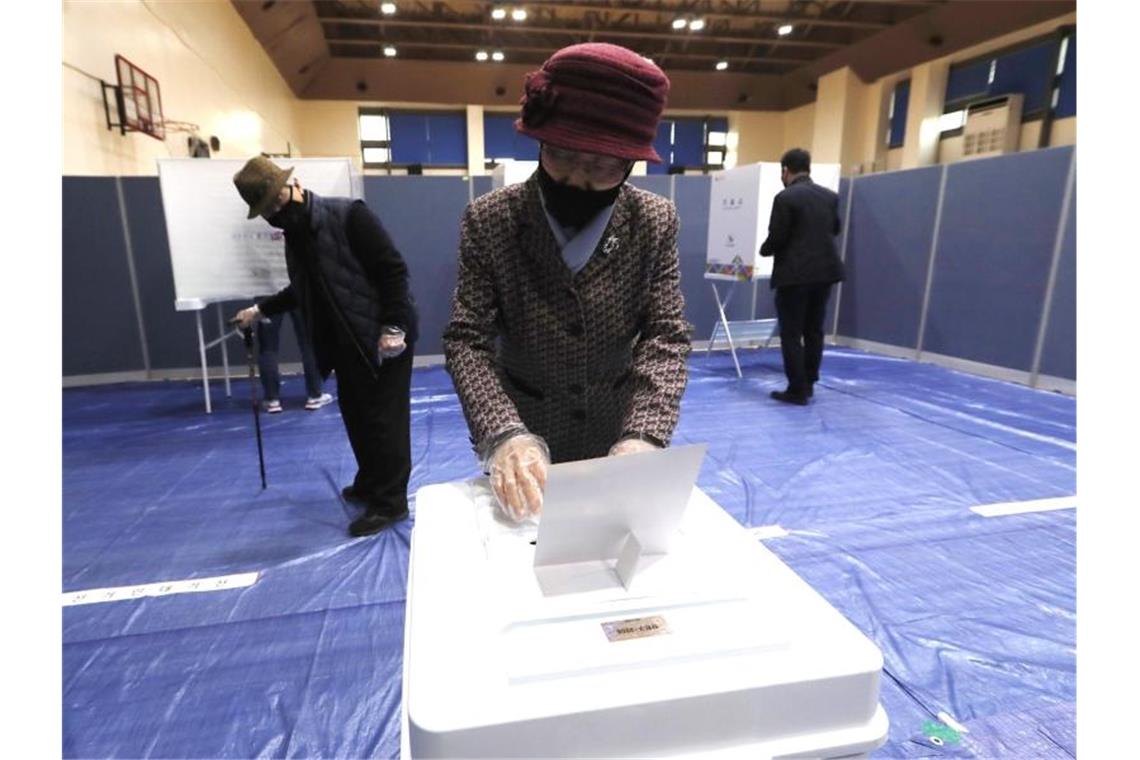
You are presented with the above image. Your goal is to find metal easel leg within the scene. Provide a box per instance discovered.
[196,310,212,414]
[217,303,232,397]
[710,282,742,378]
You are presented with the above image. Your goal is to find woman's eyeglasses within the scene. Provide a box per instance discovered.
[542,145,632,181]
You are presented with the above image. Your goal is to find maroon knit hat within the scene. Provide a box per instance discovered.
[515,43,670,163]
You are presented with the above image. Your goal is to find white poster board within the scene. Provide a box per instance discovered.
[705,162,841,281]
[157,158,361,311]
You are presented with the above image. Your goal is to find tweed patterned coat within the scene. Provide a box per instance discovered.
[443,174,691,464]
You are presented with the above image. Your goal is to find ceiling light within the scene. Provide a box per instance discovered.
[777,24,794,36]
[672,18,687,30]
[715,61,728,71]
[475,50,489,62]
[383,46,397,57]
[511,8,527,21]
[689,18,706,31]
[492,51,505,62]
[380,2,396,14]
[491,7,506,20]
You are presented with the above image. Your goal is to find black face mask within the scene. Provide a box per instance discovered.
[265,197,308,231]
[537,163,628,229]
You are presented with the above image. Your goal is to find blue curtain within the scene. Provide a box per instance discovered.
[389,112,467,165]
[482,114,538,161]
[889,80,910,148]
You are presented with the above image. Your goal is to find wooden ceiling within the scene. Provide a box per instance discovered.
[234,0,1075,110]
[313,0,939,74]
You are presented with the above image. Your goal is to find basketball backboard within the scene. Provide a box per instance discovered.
[102,54,165,141]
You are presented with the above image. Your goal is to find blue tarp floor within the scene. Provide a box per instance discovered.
[63,346,1075,758]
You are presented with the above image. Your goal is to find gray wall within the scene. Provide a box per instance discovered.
[62,148,1076,385]
[834,146,1076,383]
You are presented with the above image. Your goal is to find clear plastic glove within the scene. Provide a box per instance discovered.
[487,433,549,521]
[378,325,406,359]
[232,304,261,330]
[608,437,660,457]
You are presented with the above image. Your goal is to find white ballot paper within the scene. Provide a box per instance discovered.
[532,443,707,594]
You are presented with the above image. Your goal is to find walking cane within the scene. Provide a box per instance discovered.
[238,325,268,490]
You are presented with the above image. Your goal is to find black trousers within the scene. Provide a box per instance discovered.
[774,282,833,395]
[333,339,414,517]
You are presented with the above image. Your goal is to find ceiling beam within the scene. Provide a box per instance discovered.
[463,1,894,30]
[328,38,806,67]
[320,17,847,49]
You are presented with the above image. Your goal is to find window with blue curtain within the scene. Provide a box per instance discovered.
[944,34,1066,118]
[645,116,729,174]
[1055,30,1076,119]
[388,110,468,166]
[945,59,992,108]
[482,113,538,161]
[888,80,910,148]
[648,121,674,174]
[990,39,1055,114]
[671,120,705,167]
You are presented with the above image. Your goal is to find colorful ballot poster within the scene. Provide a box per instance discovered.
[705,162,841,281]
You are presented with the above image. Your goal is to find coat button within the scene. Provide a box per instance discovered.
[572,409,587,421]
[568,383,584,395]
[569,323,584,337]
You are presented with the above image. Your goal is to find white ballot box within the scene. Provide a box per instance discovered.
[402,475,888,758]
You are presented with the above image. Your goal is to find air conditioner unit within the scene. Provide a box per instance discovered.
[961,94,1023,159]
[853,157,887,176]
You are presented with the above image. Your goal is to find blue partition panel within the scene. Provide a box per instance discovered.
[627,175,671,199]
[1038,176,1075,380]
[826,178,852,333]
[471,175,494,199]
[363,177,471,356]
[120,177,192,370]
[63,178,145,376]
[838,166,942,349]
[923,147,1073,370]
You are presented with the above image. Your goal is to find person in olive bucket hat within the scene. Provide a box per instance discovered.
[232,156,419,537]
[443,43,691,523]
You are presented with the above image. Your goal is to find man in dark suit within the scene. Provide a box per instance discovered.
[759,148,845,405]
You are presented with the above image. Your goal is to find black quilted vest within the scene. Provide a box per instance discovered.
[284,193,385,378]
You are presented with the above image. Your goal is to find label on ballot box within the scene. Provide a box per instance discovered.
[601,615,671,642]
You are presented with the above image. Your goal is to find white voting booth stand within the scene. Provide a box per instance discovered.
[402,446,888,759]
[705,162,840,378]
[157,158,361,412]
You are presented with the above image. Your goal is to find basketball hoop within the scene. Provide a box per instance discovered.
[101,54,166,141]
[162,120,200,134]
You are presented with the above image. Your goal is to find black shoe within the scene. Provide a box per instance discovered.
[770,389,810,406]
[349,508,409,537]
[806,385,814,398]
[341,485,366,503]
